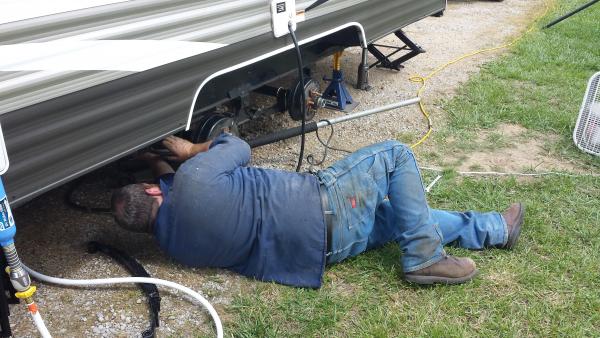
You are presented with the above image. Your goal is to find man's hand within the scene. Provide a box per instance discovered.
[162,135,211,162]
[162,136,195,162]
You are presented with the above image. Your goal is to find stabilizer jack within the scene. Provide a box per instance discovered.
[368,30,424,71]
[321,52,358,112]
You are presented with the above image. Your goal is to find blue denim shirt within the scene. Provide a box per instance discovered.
[154,134,327,288]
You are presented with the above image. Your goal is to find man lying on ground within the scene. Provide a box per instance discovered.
[111,133,525,288]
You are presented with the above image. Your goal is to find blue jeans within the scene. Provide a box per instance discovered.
[315,141,507,272]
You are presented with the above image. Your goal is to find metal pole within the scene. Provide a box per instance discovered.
[544,0,600,29]
[317,97,420,127]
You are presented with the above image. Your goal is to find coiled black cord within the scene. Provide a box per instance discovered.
[306,120,352,171]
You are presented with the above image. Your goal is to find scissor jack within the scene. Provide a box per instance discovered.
[368,30,425,71]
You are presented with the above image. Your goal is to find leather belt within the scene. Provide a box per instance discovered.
[319,184,334,252]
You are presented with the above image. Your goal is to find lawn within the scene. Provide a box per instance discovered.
[224,1,600,336]
[443,0,600,168]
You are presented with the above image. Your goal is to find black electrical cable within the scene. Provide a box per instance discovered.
[314,122,352,155]
[288,21,307,172]
[305,0,331,12]
[306,120,352,170]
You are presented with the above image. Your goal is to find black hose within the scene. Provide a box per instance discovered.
[248,122,318,148]
[544,0,599,28]
[289,21,307,172]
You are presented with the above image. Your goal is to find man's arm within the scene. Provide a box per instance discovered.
[162,136,212,162]
[137,152,174,178]
[164,133,251,176]
[147,158,174,178]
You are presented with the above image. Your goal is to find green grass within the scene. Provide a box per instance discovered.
[446,0,600,133]
[222,2,600,336]
[227,176,600,337]
[444,0,600,167]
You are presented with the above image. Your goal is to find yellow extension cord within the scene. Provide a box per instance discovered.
[408,0,554,149]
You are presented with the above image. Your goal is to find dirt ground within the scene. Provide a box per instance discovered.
[9,1,546,336]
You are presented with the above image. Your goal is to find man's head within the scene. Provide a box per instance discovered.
[111,183,163,233]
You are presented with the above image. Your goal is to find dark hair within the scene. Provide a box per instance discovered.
[111,184,156,233]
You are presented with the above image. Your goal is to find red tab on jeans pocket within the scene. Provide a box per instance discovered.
[350,197,356,208]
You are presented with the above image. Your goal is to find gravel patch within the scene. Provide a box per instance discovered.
[8,1,541,336]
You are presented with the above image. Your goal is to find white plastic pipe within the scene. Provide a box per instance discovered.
[22,265,223,338]
[425,174,442,193]
[31,310,52,338]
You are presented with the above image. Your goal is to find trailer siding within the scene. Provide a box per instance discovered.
[0,0,445,206]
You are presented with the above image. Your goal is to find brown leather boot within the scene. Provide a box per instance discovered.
[502,203,525,250]
[404,255,478,285]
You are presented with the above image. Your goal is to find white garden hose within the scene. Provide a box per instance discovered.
[31,310,52,338]
[22,264,223,338]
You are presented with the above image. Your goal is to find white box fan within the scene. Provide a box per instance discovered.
[574,71,600,156]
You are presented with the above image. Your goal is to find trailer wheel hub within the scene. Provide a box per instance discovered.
[288,79,320,121]
[193,114,239,143]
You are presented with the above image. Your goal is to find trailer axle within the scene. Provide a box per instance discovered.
[247,97,420,148]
